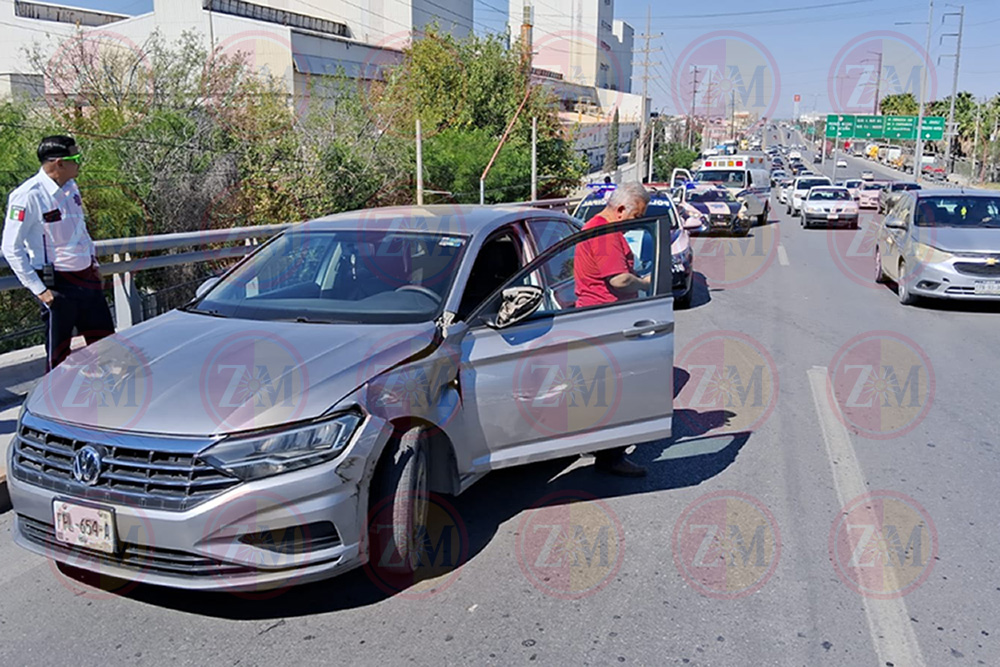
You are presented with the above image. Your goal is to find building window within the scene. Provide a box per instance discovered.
[203,0,350,38]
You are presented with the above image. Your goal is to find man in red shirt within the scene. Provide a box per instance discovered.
[574,182,651,477]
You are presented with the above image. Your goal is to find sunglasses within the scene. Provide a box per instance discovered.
[61,154,83,164]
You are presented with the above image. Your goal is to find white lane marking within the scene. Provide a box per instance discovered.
[777,244,789,266]
[806,367,927,667]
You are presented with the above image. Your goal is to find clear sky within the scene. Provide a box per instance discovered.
[55,0,1000,117]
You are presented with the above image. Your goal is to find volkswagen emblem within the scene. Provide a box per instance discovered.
[72,446,103,486]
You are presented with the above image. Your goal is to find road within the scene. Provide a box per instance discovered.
[2,128,999,667]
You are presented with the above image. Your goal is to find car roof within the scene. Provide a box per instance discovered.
[299,205,568,237]
[908,188,1000,198]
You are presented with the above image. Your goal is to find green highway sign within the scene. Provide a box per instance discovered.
[825,114,855,138]
[853,115,884,138]
[884,115,917,139]
[919,116,945,141]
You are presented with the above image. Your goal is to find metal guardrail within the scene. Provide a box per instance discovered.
[0,198,579,332]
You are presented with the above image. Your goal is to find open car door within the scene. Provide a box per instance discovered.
[450,217,674,472]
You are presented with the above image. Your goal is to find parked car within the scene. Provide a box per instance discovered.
[8,205,677,591]
[874,190,1000,304]
[813,154,823,164]
[879,181,921,214]
[800,186,860,229]
[672,164,771,226]
[788,175,834,216]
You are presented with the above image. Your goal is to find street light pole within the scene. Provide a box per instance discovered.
[913,0,934,181]
[941,5,964,172]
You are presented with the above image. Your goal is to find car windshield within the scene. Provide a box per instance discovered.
[809,189,852,201]
[797,178,831,190]
[689,189,736,203]
[893,183,921,191]
[862,183,883,190]
[191,229,468,323]
[846,180,862,187]
[575,197,678,228]
[694,170,746,187]
[914,196,1000,228]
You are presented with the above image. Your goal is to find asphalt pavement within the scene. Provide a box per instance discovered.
[1,129,998,666]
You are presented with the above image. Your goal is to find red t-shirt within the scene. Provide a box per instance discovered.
[574,214,634,308]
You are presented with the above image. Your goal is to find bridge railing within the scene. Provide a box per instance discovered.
[0,198,580,333]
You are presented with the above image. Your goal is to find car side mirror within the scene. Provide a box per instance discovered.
[195,276,220,298]
[489,286,543,329]
[884,217,906,230]
[683,216,704,231]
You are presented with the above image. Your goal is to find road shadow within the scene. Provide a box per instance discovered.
[684,272,712,308]
[77,369,752,618]
[879,282,1000,314]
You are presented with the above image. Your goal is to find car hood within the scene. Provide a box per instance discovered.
[915,226,1000,253]
[26,310,439,436]
[690,201,739,216]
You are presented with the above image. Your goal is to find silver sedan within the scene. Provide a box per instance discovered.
[8,206,676,590]
[874,190,1000,304]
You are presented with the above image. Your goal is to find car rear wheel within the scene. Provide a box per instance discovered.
[757,204,769,226]
[369,424,430,574]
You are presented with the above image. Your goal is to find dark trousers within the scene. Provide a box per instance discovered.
[594,446,627,467]
[38,267,115,371]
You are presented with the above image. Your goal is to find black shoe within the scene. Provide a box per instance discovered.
[595,457,647,477]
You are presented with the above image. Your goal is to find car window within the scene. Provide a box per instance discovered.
[527,219,577,254]
[196,229,468,324]
[914,196,1000,227]
[695,170,746,187]
[808,189,852,201]
[690,189,736,203]
[456,228,525,320]
[475,219,664,324]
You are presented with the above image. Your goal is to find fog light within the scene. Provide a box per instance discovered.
[916,281,939,290]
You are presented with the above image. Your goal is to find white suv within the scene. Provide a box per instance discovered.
[787,175,833,216]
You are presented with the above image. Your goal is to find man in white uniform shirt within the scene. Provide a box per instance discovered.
[2,136,114,370]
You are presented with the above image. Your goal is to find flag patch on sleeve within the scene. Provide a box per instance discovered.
[8,206,25,221]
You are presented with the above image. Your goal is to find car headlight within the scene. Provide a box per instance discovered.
[912,242,954,265]
[804,203,823,213]
[200,412,362,481]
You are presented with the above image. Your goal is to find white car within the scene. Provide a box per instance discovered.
[836,159,848,168]
[800,186,860,229]
[861,170,874,181]
[787,175,833,216]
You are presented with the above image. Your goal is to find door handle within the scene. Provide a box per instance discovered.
[622,320,674,338]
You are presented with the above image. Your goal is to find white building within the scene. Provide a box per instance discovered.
[0,0,475,100]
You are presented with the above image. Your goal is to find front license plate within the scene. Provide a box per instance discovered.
[827,213,839,220]
[974,281,1000,295]
[53,499,116,554]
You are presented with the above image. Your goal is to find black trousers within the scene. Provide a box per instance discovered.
[594,446,627,466]
[38,267,115,371]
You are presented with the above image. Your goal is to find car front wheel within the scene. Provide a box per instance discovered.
[897,261,917,305]
[369,424,430,574]
[874,247,888,283]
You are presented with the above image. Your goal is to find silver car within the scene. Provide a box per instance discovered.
[8,206,675,590]
[874,190,1000,304]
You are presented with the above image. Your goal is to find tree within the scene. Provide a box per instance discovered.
[652,142,698,182]
[879,93,918,116]
[604,108,619,173]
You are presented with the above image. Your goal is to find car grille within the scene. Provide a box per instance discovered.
[12,424,240,511]
[710,214,731,225]
[18,515,254,578]
[954,262,1000,277]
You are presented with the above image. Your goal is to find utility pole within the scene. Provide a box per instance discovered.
[648,116,656,181]
[872,51,883,114]
[913,0,934,181]
[415,118,423,205]
[634,6,659,182]
[688,66,700,151]
[531,116,538,201]
[940,5,964,173]
[730,90,736,142]
[972,96,981,183]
